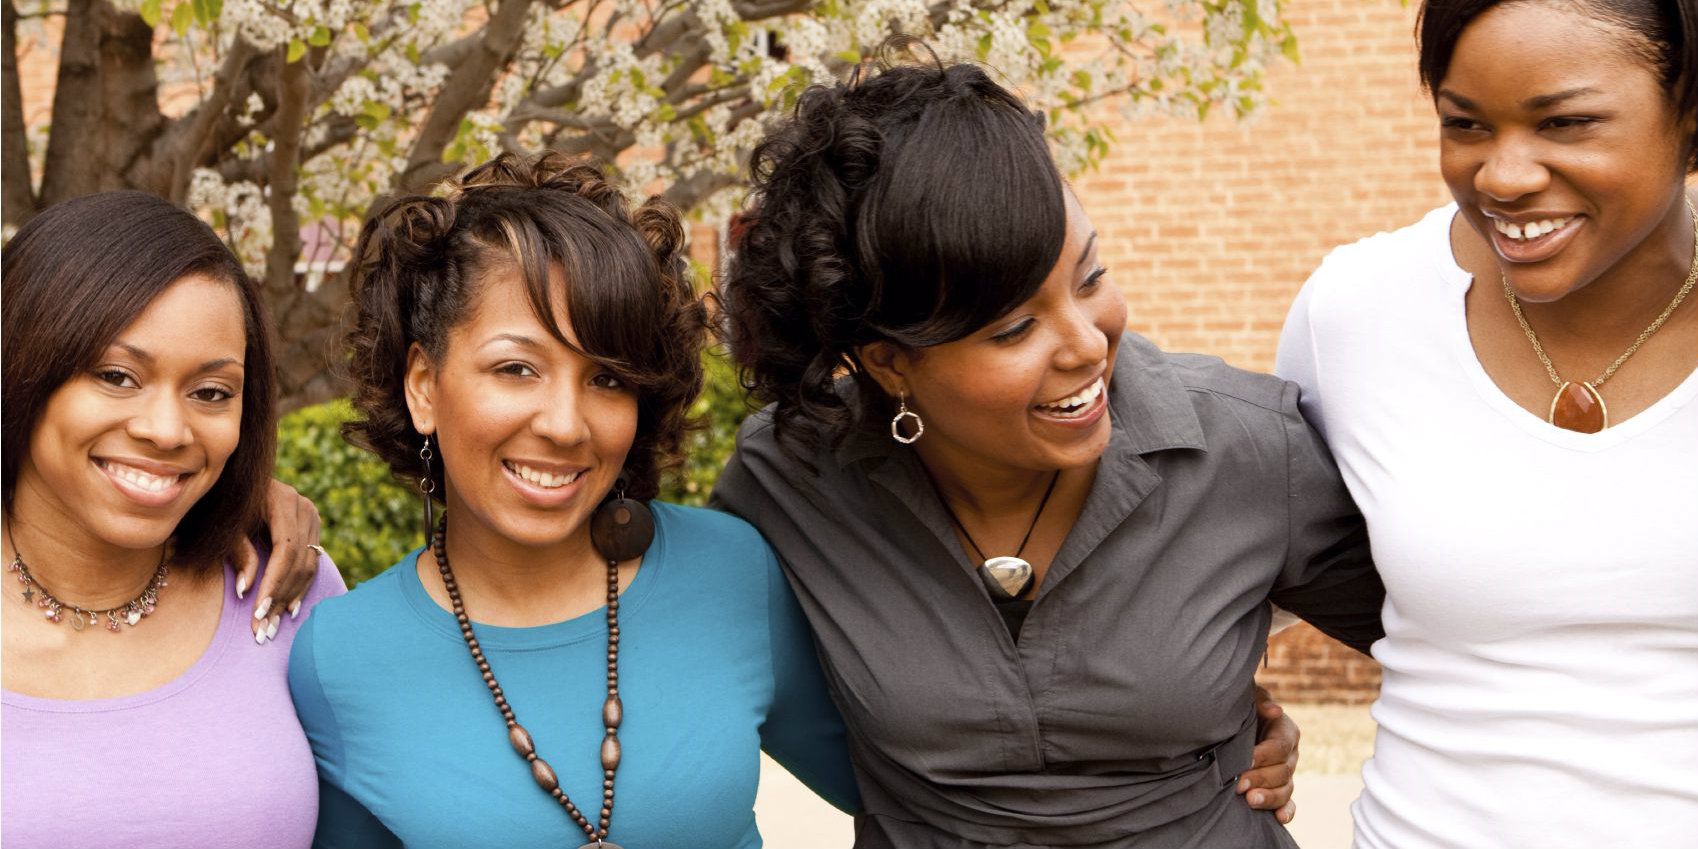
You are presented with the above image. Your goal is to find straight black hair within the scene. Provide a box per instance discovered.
[1419,0,1698,168]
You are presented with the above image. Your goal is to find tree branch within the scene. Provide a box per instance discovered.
[97,4,166,194]
[391,0,535,197]
[3,0,37,224]
[161,39,258,202]
[263,51,309,306]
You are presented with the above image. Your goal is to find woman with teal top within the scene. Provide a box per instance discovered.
[287,152,856,848]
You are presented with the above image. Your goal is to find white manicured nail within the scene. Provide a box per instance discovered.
[266,616,280,640]
[289,600,302,619]
[253,596,272,621]
[236,574,249,599]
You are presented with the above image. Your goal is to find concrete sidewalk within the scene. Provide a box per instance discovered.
[752,702,1374,849]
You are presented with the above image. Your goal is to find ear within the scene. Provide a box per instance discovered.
[854,340,916,399]
[403,342,438,436]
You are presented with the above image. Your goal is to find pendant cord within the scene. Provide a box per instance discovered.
[932,470,1061,563]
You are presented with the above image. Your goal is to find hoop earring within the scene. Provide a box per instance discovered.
[419,435,438,540]
[891,393,924,444]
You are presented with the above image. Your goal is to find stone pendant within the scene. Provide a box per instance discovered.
[577,843,623,849]
[978,556,1034,601]
[70,609,86,631]
[1549,381,1607,434]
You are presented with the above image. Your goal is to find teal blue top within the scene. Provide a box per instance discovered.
[288,502,857,849]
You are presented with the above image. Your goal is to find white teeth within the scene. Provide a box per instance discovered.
[102,462,176,493]
[1036,378,1104,417]
[506,462,582,489]
[1493,216,1571,241]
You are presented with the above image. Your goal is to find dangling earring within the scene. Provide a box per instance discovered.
[590,472,655,563]
[419,435,438,540]
[891,392,924,444]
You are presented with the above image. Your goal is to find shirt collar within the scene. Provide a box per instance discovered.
[833,330,1207,470]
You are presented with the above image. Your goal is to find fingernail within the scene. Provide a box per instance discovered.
[253,597,272,621]
[236,574,249,599]
[254,627,268,646]
[289,600,302,620]
[1237,779,1250,793]
[266,616,280,640]
[1250,792,1265,806]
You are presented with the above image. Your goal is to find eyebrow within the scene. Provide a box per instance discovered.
[1437,87,1602,111]
[1075,232,1099,272]
[115,343,242,374]
[480,333,544,350]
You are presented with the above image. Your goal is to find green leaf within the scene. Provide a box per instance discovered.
[308,26,332,47]
[140,0,164,28]
[405,42,421,64]
[1281,33,1301,65]
[353,22,371,43]
[286,38,307,63]
[655,103,677,122]
[362,101,392,121]
[171,2,193,36]
[976,32,993,60]
[355,113,380,130]
[835,49,861,64]
[1071,69,1093,91]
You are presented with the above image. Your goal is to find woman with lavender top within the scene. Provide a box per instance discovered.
[1,191,344,849]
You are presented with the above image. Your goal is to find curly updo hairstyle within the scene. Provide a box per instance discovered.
[343,151,706,501]
[721,40,1067,449]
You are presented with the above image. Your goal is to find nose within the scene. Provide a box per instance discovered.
[125,390,192,450]
[1475,134,1550,202]
[1053,301,1110,373]
[531,380,591,446]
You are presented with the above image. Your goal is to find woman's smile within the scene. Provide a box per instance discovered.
[92,456,195,508]
[500,458,590,508]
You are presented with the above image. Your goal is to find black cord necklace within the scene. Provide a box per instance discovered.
[931,470,1061,601]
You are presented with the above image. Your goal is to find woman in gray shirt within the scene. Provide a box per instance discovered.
[712,54,1383,848]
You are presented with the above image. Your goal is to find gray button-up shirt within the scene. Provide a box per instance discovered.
[713,333,1383,848]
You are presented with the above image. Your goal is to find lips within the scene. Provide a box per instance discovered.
[1032,376,1109,429]
[501,459,589,507]
[94,458,191,508]
[1484,211,1585,264]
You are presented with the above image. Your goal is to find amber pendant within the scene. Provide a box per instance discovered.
[1549,381,1607,434]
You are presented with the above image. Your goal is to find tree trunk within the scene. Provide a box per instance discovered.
[2,0,36,225]
[38,0,101,206]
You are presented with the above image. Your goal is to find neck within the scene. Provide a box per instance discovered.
[915,441,1058,519]
[3,504,166,611]
[429,503,607,622]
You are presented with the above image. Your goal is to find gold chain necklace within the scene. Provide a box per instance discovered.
[1502,197,1698,433]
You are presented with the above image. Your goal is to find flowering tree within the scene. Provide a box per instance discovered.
[3,0,1297,410]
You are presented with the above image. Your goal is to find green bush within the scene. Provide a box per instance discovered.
[274,350,755,586]
[275,399,422,586]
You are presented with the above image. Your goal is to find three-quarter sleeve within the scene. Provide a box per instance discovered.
[757,545,861,814]
[288,613,402,849]
[1269,381,1385,655]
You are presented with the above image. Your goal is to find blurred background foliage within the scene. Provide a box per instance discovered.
[277,349,751,586]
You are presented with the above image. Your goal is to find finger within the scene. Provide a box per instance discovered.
[1277,800,1296,824]
[1253,684,1286,722]
[1237,759,1297,794]
[233,538,259,600]
[1244,776,1294,811]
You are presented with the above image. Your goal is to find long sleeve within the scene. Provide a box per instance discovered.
[288,614,402,849]
[1269,380,1385,655]
[757,545,861,814]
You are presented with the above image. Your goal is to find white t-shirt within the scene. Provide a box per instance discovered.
[1277,205,1698,849]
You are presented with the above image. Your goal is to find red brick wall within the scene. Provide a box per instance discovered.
[1069,0,1454,703]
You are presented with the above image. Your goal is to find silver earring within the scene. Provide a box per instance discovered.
[891,393,923,444]
[419,435,438,540]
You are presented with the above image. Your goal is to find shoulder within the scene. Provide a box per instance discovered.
[295,556,413,636]
[1302,204,1458,314]
[653,500,768,552]
[1165,351,1298,419]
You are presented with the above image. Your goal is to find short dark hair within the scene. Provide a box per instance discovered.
[2,191,278,570]
[721,40,1068,448]
[1418,0,1698,168]
[342,152,707,501]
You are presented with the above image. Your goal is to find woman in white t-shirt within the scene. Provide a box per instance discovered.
[1278,0,1698,846]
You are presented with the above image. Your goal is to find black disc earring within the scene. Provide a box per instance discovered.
[590,473,654,563]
